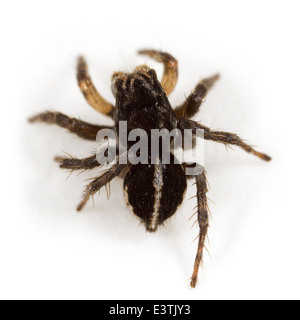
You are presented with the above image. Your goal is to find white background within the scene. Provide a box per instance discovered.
[0,0,299,300]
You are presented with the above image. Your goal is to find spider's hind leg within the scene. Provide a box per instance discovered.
[183,163,209,288]
[77,163,128,211]
[174,74,220,119]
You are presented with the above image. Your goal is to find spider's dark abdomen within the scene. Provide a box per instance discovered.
[124,158,187,232]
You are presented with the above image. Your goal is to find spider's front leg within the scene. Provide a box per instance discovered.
[179,118,272,161]
[138,49,178,95]
[174,74,220,119]
[183,163,209,288]
[77,56,115,118]
[29,111,112,141]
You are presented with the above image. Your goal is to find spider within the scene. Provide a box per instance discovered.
[29,49,271,288]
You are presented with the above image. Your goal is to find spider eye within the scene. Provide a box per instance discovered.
[111,72,125,97]
[111,82,117,98]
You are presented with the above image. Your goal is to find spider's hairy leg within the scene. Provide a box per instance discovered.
[138,49,178,95]
[174,74,220,119]
[55,154,100,171]
[77,163,128,211]
[183,163,209,288]
[28,111,112,141]
[179,118,272,162]
[77,56,115,118]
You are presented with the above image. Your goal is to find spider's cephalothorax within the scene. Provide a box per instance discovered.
[29,49,271,288]
[112,65,177,137]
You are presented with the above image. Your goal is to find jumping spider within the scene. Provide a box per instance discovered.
[29,49,271,288]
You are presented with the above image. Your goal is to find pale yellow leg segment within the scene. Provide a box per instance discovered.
[138,49,178,95]
[77,56,115,116]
